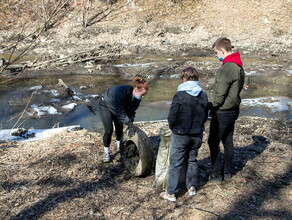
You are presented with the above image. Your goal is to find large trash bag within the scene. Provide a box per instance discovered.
[120,126,154,177]
[155,128,172,190]
[155,128,187,190]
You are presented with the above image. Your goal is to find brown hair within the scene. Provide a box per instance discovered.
[132,77,149,91]
[180,67,199,81]
[212,37,233,52]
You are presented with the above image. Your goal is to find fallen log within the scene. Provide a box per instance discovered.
[30,51,115,68]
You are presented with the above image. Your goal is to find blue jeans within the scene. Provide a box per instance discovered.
[167,133,203,195]
[208,108,239,176]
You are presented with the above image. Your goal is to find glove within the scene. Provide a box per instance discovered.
[127,122,138,137]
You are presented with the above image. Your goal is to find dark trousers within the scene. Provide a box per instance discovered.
[208,109,239,176]
[167,133,203,195]
[98,99,123,147]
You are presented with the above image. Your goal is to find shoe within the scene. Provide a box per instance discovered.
[224,173,232,182]
[160,191,176,202]
[209,174,222,184]
[188,186,196,196]
[116,141,120,151]
[103,152,110,163]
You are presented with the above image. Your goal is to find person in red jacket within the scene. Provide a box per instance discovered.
[208,37,245,183]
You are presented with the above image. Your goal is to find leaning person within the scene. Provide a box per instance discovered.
[208,37,245,183]
[99,77,149,163]
[161,67,208,202]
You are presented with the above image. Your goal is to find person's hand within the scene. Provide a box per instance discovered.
[128,122,138,137]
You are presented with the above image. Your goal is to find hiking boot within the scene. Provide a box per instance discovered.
[160,191,176,202]
[103,152,110,163]
[188,186,197,196]
[209,173,222,184]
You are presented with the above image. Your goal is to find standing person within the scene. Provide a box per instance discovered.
[208,37,245,183]
[160,67,208,202]
[99,77,149,163]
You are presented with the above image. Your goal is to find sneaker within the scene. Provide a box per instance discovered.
[116,141,120,151]
[103,152,110,163]
[209,173,222,184]
[188,186,196,196]
[160,191,176,202]
[224,173,232,182]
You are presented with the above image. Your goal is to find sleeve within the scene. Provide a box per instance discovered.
[204,93,209,123]
[114,87,132,125]
[167,93,180,130]
[211,67,231,108]
[129,99,141,122]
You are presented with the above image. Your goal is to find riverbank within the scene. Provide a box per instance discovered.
[0,116,291,219]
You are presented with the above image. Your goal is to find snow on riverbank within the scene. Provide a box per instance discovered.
[242,96,292,112]
[0,125,80,142]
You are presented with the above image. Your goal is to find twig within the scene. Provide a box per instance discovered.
[16,116,30,129]
[6,112,27,123]
[181,204,220,217]
[41,0,48,28]
[9,79,46,132]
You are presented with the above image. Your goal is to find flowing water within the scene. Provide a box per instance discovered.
[0,56,291,131]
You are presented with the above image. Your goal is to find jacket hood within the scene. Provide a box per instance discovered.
[223,51,243,67]
[177,81,202,97]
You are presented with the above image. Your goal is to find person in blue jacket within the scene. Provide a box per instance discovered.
[161,67,208,202]
[99,77,149,162]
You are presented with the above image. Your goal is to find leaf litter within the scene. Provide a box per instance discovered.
[0,116,291,219]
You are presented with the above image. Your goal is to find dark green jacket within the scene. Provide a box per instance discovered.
[211,61,245,110]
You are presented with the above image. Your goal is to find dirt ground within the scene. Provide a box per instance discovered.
[0,116,291,219]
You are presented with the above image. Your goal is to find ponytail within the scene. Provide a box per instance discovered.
[132,77,149,91]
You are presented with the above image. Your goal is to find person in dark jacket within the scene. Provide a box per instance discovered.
[160,67,208,202]
[208,37,245,183]
[99,77,149,162]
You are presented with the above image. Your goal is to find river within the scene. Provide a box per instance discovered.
[0,56,291,131]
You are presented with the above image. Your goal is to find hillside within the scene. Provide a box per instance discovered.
[1,0,292,61]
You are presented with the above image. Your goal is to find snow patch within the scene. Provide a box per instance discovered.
[245,71,257,76]
[242,97,292,112]
[113,62,156,68]
[0,126,80,142]
[30,104,59,116]
[62,103,77,110]
[29,86,42,90]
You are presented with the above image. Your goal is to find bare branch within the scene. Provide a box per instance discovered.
[9,78,46,132]
[0,0,71,78]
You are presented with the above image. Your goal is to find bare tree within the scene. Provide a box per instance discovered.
[80,0,91,27]
[0,0,70,75]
